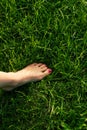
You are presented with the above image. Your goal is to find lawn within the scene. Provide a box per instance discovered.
[0,0,87,130]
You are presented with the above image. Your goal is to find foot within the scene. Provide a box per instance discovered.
[3,63,52,91]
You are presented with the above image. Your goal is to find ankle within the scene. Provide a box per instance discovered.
[7,72,20,87]
[11,71,27,87]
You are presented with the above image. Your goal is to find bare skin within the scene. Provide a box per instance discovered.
[0,63,52,91]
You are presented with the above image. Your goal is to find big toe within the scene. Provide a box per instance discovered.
[42,68,52,77]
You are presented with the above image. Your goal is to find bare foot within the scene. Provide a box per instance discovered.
[20,63,52,79]
[3,63,52,91]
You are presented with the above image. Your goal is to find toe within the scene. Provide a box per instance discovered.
[32,63,37,66]
[37,63,43,67]
[40,64,47,68]
[43,69,52,76]
[41,66,48,72]
[37,68,52,80]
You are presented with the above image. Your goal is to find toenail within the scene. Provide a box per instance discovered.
[48,69,52,73]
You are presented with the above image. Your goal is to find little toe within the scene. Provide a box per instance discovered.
[32,63,37,66]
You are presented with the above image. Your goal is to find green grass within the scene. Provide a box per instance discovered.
[0,0,87,129]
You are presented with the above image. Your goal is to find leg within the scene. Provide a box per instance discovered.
[0,63,52,91]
